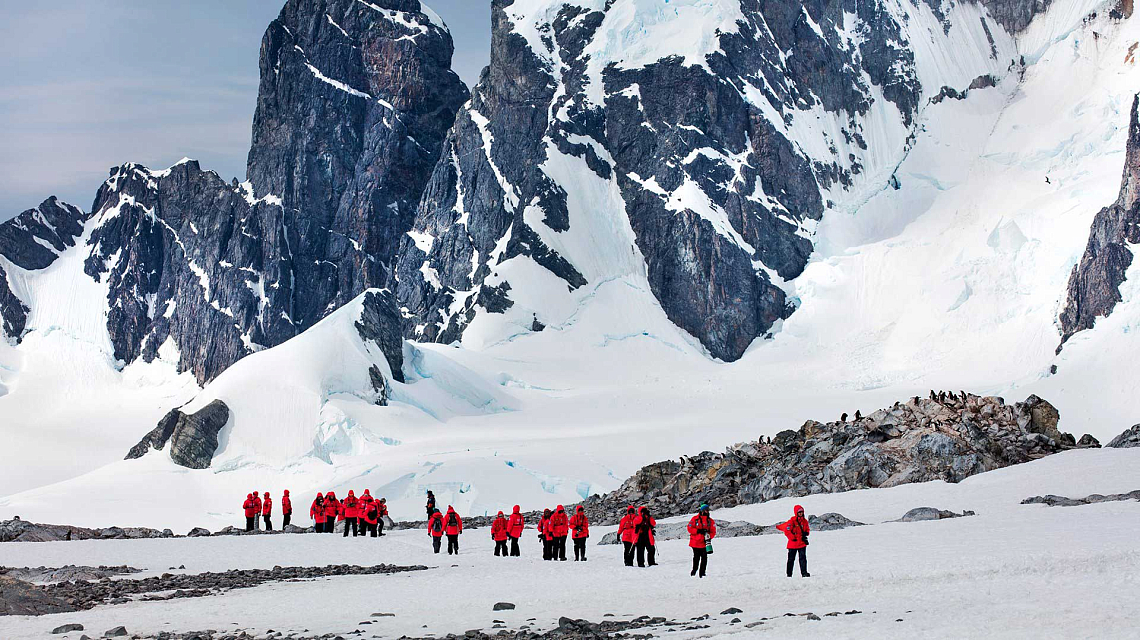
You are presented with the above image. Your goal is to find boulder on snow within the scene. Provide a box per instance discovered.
[0,519,170,543]
[125,400,230,469]
[493,602,516,611]
[51,624,84,634]
[0,576,77,615]
[1107,425,1140,448]
[1022,490,1140,507]
[186,527,211,537]
[1077,434,1101,448]
[893,507,975,522]
[103,627,128,638]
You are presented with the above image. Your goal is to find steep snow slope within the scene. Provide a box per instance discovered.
[0,448,1137,639]
[3,0,1140,528]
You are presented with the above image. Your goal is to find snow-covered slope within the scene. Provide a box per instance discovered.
[3,0,1140,528]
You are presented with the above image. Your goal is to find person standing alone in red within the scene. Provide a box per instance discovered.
[776,505,810,577]
[342,490,360,537]
[444,506,463,555]
[491,511,510,556]
[323,492,340,534]
[687,504,716,578]
[281,490,292,528]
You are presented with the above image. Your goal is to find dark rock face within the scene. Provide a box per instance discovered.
[5,0,463,387]
[0,519,171,543]
[978,0,1052,33]
[0,197,87,338]
[355,288,405,385]
[1107,424,1140,448]
[125,400,230,469]
[1060,95,1140,348]
[394,0,972,360]
[581,392,1076,522]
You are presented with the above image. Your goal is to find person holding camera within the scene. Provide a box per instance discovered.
[776,505,811,577]
[569,505,590,561]
[687,504,717,578]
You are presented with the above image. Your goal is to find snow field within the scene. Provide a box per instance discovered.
[0,448,1137,639]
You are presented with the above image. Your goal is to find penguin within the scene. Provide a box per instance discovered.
[840,412,848,422]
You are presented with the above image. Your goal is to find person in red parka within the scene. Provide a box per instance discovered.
[569,505,590,561]
[427,508,445,553]
[538,508,553,561]
[776,505,810,577]
[310,493,326,532]
[377,498,389,536]
[507,505,524,556]
[262,492,273,531]
[359,490,378,537]
[491,511,510,557]
[243,493,257,532]
[633,506,657,568]
[323,492,340,534]
[252,492,262,530]
[550,505,569,561]
[342,490,361,537]
[687,504,717,578]
[281,490,292,529]
[444,506,463,555]
[617,506,637,566]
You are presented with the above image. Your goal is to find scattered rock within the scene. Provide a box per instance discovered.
[807,613,821,621]
[893,507,975,522]
[1107,425,1140,448]
[51,623,84,634]
[1022,490,1140,507]
[371,613,395,617]
[1077,434,1101,448]
[187,528,211,537]
[721,607,743,615]
[493,602,516,611]
[103,627,128,638]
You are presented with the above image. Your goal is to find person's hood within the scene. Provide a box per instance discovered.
[246,493,252,499]
[264,492,270,498]
[556,505,565,512]
[433,508,441,514]
[316,493,323,499]
[283,490,289,496]
[362,490,370,496]
[513,505,520,513]
[794,505,805,517]
[497,511,504,517]
[576,506,584,513]
[543,509,551,517]
[626,506,635,513]
[447,506,455,512]
[253,492,259,496]
[380,498,386,503]
[348,490,355,496]
[326,492,336,499]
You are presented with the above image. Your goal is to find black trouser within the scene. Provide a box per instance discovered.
[573,537,587,560]
[245,517,254,532]
[343,517,358,537]
[263,515,273,531]
[447,534,459,554]
[378,519,385,536]
[326,520,336,533]
[432,536,442,553]
[623,541,635,566]
[787,547,808,576]
[362,521,376,537]
[282,514,290,528]
[509,536,520,556]
[543,537,553,560]
[636,542,656,567]
[494,540,508,556]
[555,536,568,560]
[692,547,708,577]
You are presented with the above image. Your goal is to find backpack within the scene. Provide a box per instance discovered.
[367,505,378,520]
[447,512,458,527]
[432,516,442,532]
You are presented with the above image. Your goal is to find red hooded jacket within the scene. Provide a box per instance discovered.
[243,494,257,517]
[360,492,378,524]
[343,491,360,519]
[633,508,656,546]
[508,506,524,537]
[539,511,553,540]
[252,493,262,515]
[324,493,340,520]
[310,494,326,523]
[378,500,388,518]
[491,513,509,541]
[282,490,292,515]
[618,507,637,543]
[262,494,272,516]
[687,513,717,548]
[569,507,589,539]
[427,510,445,537]
[444,507,463,535]
[776,506,810,549]
[550,506,569,537]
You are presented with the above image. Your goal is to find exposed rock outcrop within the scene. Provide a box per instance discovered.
[581,393,1077,522]
[0,519,173,543]
[892,507,975,522]
[1021,490,1140,507]
[1060,95,1140,348]
[125,400,230,469]
[1107,424,1140,448]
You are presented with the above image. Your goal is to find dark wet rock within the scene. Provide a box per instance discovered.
[126,400,230,469]
[977,0,1052,33]
[493,602,515,611]
[1060,95,1140,348]
[582,393,1074,522]
[1077,434,1102,448]
[187,528,211,537]
[1107,425,1140,448]
[892,507,975,522]
[721,608,743,615]
[1,565,140,583]
[103,627,128,637]
[1022,490,1140,507]
[52,624,84,634]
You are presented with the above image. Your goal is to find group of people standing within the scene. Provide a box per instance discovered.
[242,490,291,531]
[308,490,390,537]
[537,505,590,561]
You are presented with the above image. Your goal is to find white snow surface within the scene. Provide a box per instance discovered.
[0,449,1136,639]
[2,0,1140,537]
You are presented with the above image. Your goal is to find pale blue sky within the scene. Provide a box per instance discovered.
[0,1,490,219]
